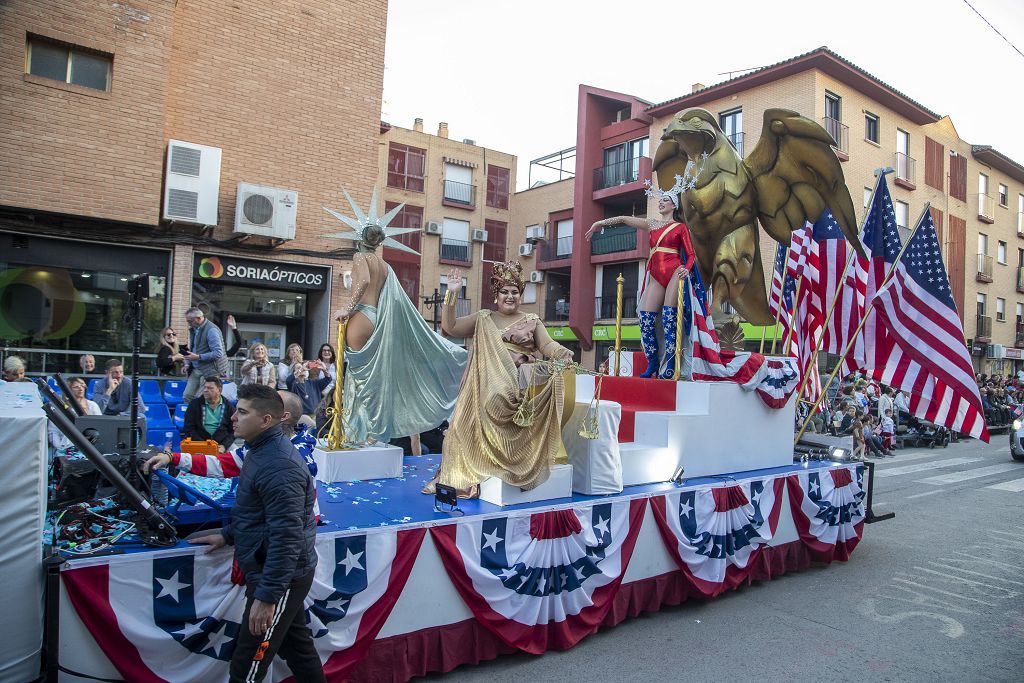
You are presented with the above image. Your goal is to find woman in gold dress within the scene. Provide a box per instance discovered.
[423,260,573,497]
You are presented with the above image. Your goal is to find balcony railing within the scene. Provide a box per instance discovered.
[822,117,849,154]
[978,193,995,223]
[590,224,637,255]
[895,153,916,186]
[442,180,476,207]
[1018,266,1024,293]
[1018,211,1024,237]
[593,157,642,191]
[540,236,573,262]
[594,294,638,320]
[439,238,471,264]
[544,298,571,322]
[1016,321,1024,348]
[976,314,992,341]
[725,131,744,157]
[977,253,993,282]
[455,298,472,317]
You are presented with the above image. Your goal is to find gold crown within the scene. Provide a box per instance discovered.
[490,260,526,295]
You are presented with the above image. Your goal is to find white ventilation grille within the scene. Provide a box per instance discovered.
[169,146,201,176]
[166,189,199,221]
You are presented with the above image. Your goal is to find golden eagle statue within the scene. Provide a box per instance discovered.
[652,107,863,325]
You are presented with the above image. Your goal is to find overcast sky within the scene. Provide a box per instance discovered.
[383,0,1024,191]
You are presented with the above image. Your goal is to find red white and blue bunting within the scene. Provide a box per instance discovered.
[430,499,646,654]
[61,528,425,682]
[650,478,785,597]
[786,464,866,562]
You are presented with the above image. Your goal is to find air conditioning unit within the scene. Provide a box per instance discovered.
[234,183,298,240]
[424,221,442,235]
[518,243,534,257]
[526,225,546,242]
[986,343,1005,359]
[530,271,544,283]
[471,229,488,242]
[162,140,222,225]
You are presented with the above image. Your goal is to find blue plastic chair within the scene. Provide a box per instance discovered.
[163,380,187,406]
[138,379,165,406]
[173,403,188,430]
[144,403,174,431]
[46,377,61,396]
[86,379,101,400]
[147,429,181,451]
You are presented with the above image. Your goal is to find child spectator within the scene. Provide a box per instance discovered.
[880,409,896,451]
[851,416,866,461]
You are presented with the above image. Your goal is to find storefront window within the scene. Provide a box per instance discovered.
[191,283,306,318]
[0,262,166,373]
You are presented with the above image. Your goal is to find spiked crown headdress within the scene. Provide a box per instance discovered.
[321,187,421,255]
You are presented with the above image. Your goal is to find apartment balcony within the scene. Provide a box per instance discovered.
[539,236,573,264]
[544,297,571,322]
[822,117,849,160]
[1017,211,1024,238]
[594,293,638,320]
[1016,321,1024,349]
[977,193,995,224]
[590,224,638,256]
[976,254,993,283]
[894,153,916,190]
[1017,266,1024,294]
[439,238,471,265]
[442,180,476,209]
[976,314,992,342]
[725,131,744,157]
[455,298,472,317]
[592,156,652,202]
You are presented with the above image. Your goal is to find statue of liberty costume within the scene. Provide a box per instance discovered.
[324,189,468,443]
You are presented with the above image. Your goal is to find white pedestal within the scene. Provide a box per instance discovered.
[478,464,573,506]
[313,444,403,483]
[562,401,623,495]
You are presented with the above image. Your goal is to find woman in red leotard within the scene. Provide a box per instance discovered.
[585,189,704,379]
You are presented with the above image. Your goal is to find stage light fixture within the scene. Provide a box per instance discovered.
[671,466,685,484]
[434,483,462,515]
[829,447,849,462]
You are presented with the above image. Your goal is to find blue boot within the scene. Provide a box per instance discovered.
[638,310,660,378]
[660,305,678,380]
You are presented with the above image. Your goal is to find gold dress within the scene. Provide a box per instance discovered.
[435,310,565,491]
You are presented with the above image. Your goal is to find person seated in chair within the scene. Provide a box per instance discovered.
[182,376,235,452]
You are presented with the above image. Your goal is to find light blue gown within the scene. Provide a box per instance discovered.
[343,266,468,442]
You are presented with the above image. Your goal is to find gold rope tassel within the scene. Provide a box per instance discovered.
[578,373,603,440]
[512,391,536,427]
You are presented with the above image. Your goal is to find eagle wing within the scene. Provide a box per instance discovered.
[744,108,864,257]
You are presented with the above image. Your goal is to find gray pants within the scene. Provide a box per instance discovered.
[182,369,204,403]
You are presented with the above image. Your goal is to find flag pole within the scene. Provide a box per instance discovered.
[761,241,782,355]
[781,275,803,355]
[792,242,856,402]
[795,202,931,445]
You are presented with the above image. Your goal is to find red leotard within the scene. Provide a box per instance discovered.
[645,222,696,290]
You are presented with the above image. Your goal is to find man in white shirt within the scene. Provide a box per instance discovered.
[877,387,894,419]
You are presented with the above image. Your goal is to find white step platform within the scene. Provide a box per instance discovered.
[574,375,795,483]
[313,443,403,483]
[479,464,573,506]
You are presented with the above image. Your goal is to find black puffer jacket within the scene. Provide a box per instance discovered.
[222,425,317,603]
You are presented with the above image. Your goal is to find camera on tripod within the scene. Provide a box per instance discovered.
[125,274,155,301]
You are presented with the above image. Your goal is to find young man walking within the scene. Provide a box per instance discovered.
[189,384,324,682]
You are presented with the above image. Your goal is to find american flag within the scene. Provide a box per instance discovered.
[687,279,800,408]
[856,174,900,378]
[811,209,863,378]
[872,209,989,441]
[784,223,821,403]
[768,242,798,357]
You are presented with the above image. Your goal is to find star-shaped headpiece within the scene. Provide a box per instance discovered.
[322,187,421,255]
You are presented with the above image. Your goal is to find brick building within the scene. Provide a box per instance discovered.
[377,118,516,336]
[0,0,386,373]
[525,47,1024,374]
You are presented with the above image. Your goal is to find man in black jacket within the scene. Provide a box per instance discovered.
[181,376,235,451]
[188,384,324,683]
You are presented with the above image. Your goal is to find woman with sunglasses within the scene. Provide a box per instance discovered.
[155,326,188,376]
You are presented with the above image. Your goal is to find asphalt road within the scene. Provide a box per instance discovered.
[434,435,1024,682]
